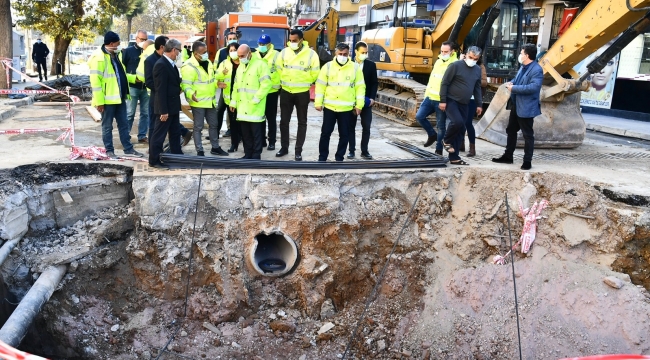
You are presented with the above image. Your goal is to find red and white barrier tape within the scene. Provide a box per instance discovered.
[2,59,147,162]
[0,340,49,360]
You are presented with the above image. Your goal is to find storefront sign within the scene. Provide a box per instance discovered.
[358,5,368,27]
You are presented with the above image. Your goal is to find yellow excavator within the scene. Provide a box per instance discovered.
[301,7,340,66]
[361,0,650,148]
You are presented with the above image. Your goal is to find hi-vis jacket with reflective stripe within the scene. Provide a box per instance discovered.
[214,58,236,106]
[231,56,272,122]
[180,56,217,108]
[424,52,458,101]
[253,45,281,93]
[89,47,128,107]
[274,41,319,94]
[136,45,156,83]
[314,59,366,112]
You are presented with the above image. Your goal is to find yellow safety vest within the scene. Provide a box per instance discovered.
[274,41,320,94]
[231,57,272,122]
[88,47,128,107]
[424,53,458,101]
[136,45,156,83]
[215,58,236,106]
[254,45,281,93]
[181,56,217,108]
[315,59,366,112]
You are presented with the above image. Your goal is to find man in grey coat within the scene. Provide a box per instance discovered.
[492,44,543,170]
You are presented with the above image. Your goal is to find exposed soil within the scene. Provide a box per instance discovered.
[1,166,649,359]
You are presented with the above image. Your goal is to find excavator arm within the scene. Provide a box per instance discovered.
[476,0,650,148]
[303,7,339,65]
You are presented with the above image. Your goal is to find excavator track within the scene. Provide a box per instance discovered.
[372,77,436,127]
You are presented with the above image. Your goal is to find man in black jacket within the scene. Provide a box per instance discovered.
[149,39,183,168]
[32,37,50,82]
[348,41,377,160]
[121,30,150,143]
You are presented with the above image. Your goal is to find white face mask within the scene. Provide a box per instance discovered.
[336,55,348,64]
[37,40,42,43]
[240,54,250,64]
[518,54,525,64]
[465,59,477,67]
[229,52,238,60]
[289,42,300,50]
[439,53,450,60]
[357,54,368,61]
[200,53,209,61]
[107,45,122,53]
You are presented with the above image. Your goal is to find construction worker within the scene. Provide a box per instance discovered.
[414,41,458,153]
[215,42,243,152]
[88,31,143,159]
[121,30,150,143]
[314,43,365,162]
[181,41,228,157]
[214,31,240,138]
[182,45,192,62]
[254,34,281,150]
[229,44,272,160]
[274,29,320,161]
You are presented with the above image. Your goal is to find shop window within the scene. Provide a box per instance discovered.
[641,34,650,74]
[548,4,564,48]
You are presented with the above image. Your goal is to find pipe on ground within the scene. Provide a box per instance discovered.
[0,238,21,267]
[0,265,67,347]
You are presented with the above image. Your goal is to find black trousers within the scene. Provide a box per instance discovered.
[217,93,228,132]
[319,108,351,161]
[265,91,279,145]
[505,103,535,162]
[35,60,47,80]
[227,107,241,148]
[348,106,372,154]
[279,89,310,154]
[240,121,264,159]
[442,98,468,162]
[149,114,182,165]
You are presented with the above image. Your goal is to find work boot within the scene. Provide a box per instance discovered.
[467,144,476,157]
[423,135,437,147]
[521,161,532,170]
[492,154,513,164]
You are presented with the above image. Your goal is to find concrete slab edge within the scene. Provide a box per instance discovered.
[0,96,35,121]
[586,123,650,141]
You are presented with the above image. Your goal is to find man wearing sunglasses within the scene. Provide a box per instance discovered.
[121,30,151,144]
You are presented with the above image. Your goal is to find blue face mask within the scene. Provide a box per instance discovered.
[258,45,268,53]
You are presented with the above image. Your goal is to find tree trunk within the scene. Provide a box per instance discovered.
[50,35,72,77]
[0,0,13,89]
[127,17,133,40]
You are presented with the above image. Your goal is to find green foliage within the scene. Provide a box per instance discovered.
[126,0,147,19]
[13,0,137,43]
[127,0,206,33]
[201,0,245,23]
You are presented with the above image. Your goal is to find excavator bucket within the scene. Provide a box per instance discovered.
[475,85,586,149]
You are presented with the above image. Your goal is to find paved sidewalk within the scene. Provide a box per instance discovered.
[583,113,650,141]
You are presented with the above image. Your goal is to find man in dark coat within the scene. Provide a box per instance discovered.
[32,37,50,81]
[149,39,183,168]
[348,41,378,160]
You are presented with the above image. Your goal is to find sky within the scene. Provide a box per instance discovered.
[252,0,296,14]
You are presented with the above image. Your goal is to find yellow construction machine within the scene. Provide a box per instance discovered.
[301,7,340,66]
[363,0,650,148]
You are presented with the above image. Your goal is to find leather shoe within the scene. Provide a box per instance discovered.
[223,130,231,137]
[210,147,229,156]
[521,161,532,170]
[295,154,303,161]
[197,151,205,156]
[276,148,288,157]
[424,135,436,147]
[138,137,148,143]
[181,132,192,147]
[434,149,442,156]
[150,163,169,169]
[347,151,355,159]
[228,145,238,153]
[492,155,514,164]
[361,152,373,160]
[267,144,275,151]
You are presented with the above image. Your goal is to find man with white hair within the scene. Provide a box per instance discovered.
[438,45,483,166]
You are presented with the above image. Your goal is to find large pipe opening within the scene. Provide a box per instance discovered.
[249,231,298,277]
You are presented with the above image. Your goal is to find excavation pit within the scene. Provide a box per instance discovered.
[0,163,649,359]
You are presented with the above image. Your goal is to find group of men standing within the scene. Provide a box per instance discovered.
[90,28,379,166]
[416,42,543,170]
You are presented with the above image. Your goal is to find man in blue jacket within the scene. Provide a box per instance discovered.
[492,44,543,170]
[121,30,150,143]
